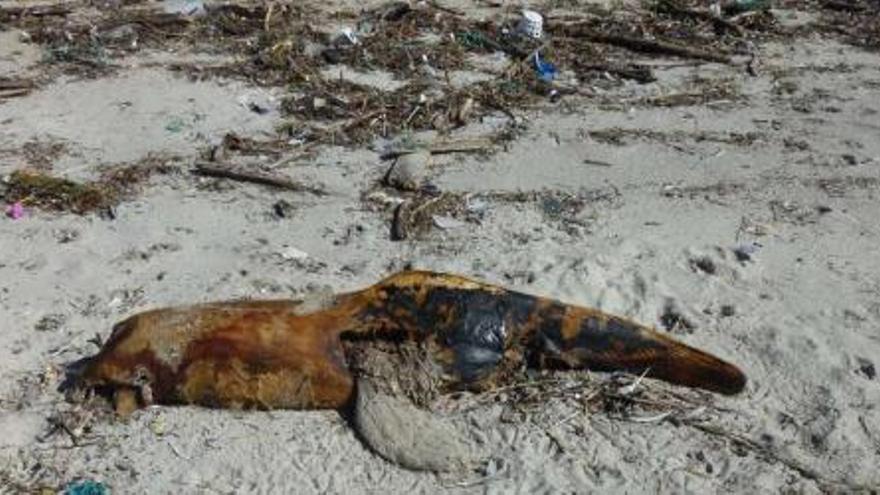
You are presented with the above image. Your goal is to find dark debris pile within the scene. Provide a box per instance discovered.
[2,0,877,216]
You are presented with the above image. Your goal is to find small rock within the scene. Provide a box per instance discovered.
[279,246,309,261]
[365,190,406,207]
[272,200,295,219]
[150,415,166,436]
[856,357,876,380]
[432,215,466,230]
[733,242,760,262]
[720,305,736,317]
[385,151,431,191]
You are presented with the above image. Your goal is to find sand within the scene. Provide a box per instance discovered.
[1,0,879,493]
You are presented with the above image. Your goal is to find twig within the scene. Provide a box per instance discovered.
[554,24,732,64]
[0,4,72,17]
[0,78,36,99]
[267,151,311,169]
[429,137,495,155]
[167,439,192,460]
[0,78,35,90]
[403,104,422,125]
[618,368,651,395]
[582,158,615,167]
[193,162,327,196]
[446,473,499,488]
[545,428,571,453]
[381,137,495,160]
[554,411,581,427]
[264,1,275,31]
[0,88,32,99]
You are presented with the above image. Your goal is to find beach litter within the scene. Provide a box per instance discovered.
[5,201,25,220]
[517,10,544,39]
[63,480,108,495]
[532,53,557,82]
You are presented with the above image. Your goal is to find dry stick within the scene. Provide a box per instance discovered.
[0,88,32,99]
[0,79,35,99]
[555,25,732,64]
[0,79,35,90]
[428,137,495,154]
[582,158,615,167]
[379,137,495,160]
[193,162,326,196]
[0,4,72,17]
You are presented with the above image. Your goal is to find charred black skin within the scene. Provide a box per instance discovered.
[353,275,746,395]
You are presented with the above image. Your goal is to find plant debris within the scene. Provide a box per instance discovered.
[2,158,177,215]
[3,171,115,214]
[193,162,327,196]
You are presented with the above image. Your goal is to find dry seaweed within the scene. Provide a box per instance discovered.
[3,158,177,214]
[3,170,116,214]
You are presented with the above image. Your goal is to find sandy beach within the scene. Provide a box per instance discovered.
[1,0,879,492]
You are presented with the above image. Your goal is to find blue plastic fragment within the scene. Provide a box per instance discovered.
[532,53,557,82]
[64,480,109,495]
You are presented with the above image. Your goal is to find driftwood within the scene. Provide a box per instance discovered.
[0,3,72,18]
[0,78,35,99]
[193,162,326,196]
[381,137,495,160]
[554,24,732,64]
